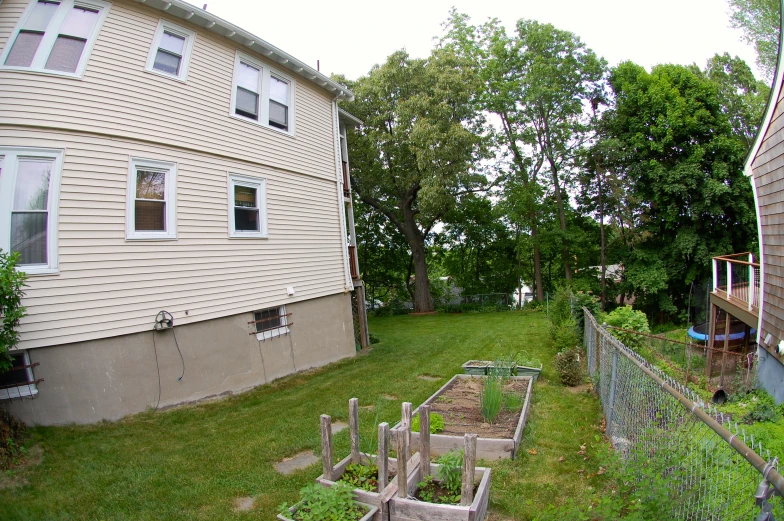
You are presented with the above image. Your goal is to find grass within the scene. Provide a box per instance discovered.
[0,311,607,520]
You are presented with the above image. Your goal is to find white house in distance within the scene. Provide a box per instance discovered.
[0,0,367,424]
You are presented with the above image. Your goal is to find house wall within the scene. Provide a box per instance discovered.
[3,292,356,425]
[0,0,338,181]
[752,78,784,372]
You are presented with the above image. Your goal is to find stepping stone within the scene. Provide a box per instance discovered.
[274,451,319,475]
[382,394,398,400]
[234,497,255,512]
[332,421,348,434]
[360,405,375,411]
[418,375,440,381]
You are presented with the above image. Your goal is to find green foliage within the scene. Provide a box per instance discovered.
[0,250,27,373]
[727,0,780,81]
[480,374,504,423]
[524,300,545,311]
[572,291,600,335]
[602,306,650,350]
[436,449,463,495]
[278,483,367,521]
[551,318,580,351]
[416,475,462,505]
[514,350,542,369]
[368,334,380,345]
[739,390,782,425]
[549,287,574,328]
[553,349,583,386]
[338,463,379,492]
[503,392,525,411]
[411,413,444,434]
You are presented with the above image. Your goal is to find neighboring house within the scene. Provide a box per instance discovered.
[0,0,366,424]
[710,12,784,402]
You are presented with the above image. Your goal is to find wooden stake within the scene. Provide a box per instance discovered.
[349,397,360,464]
[461,433,477,506]
[420,405,431,479]
[396,427,408,498]
[320,414,334,481]
[401,402,412,457]
[378,422,389,491]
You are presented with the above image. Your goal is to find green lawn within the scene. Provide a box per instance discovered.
[0,311,608,520]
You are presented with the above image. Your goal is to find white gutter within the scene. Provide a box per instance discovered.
[134,0,353,101]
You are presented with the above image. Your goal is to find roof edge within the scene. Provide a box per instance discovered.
[135,0,354,101]
[744,0,784,176]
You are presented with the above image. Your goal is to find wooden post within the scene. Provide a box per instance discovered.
[749,254,755,311]
[727,261,732,299]
[461,433,477,506]
[720,312,731,388]
[712,258,718,291]
[707,304,717,381]
[378,422,389,491]
[420,405,431,479]
[401,402,412,458]
[396,427,408,498]
[349,397,360,463]
[320,414,334,481]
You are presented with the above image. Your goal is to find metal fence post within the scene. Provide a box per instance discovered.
[607,345,619,436]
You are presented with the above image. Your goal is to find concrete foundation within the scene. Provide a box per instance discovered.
[758,346,784,404]
[4,292,355,425]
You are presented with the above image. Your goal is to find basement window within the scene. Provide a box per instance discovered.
[0,351,40,400]
[252,306,290,340]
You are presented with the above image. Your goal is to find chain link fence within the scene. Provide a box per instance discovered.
[584,307,784,520]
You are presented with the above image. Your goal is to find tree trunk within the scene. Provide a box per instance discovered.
[531,220,544,301]
[550,163,572,281]
[598,167,606,311]
[402,210,434,313]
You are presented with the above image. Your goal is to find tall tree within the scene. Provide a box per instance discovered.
[727,0,780,81]
[335,49,486,312]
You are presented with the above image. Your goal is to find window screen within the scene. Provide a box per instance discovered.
[4,1,59,67]
[134,169,166,232]
[11,159,52,265]
[269,76,289,130]
[236,62,260,120]
[44,6,99,73]
[153,30,185,75]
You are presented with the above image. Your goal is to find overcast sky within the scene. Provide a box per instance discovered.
[195,0,762,81]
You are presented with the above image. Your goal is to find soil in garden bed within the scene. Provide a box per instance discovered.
[427,378,528,438]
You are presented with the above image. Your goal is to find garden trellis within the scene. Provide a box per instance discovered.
[583,308,784,520]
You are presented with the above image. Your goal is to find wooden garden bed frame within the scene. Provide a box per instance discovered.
[392,374,534,460]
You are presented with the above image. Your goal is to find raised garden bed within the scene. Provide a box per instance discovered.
[316,452,420,521]
[388,461,491,521]
[515,364,542,380]
[462,360,490,375]
[393,374,534,460]
[278,499,378,521]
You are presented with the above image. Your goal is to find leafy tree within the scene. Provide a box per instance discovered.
[727,0,780,81]
[602,61,758,316]
[0,250,27,373]
[335,49,486,312]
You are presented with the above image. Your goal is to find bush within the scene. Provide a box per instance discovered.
[572,291,600,335]
[602,306,650,350]
[554,349,583,386]
[278,482,368,521]
[549,286,573,328]
[551,318,580,351]
[524,299,545,311]
[0,250,27,373]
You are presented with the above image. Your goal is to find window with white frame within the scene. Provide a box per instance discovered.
[231,53,295,133]
[254,306,289,340]
[0,351,38,399]
[1,0,110,77]
[145,20,195,81]
[228,173,267,238]
[0,147,63,275]
[126,158,177,240]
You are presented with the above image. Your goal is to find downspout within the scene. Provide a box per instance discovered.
[331,90,354,291]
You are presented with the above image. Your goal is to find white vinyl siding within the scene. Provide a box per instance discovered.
[1,0,109,77]
[230,51,296,135]
[0,127,347,350]
[126,157,177,240]
[144,19,194,81]
[228,173,267,238]
[0,146,63,275]
[0,0,331,179]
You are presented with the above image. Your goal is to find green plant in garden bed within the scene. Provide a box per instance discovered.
[480,374,504,423]
[411,412,444,434]
[337,462,380,492]
[278,483,368,521]
[416,449,463,504]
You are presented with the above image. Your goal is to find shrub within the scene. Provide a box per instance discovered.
[603,306,650,350]
[411,412,444,434]
[524,299,545,311]
[480,374,504,423]
[549,286,573,328]
[551,318,580,351]
[0,250,27,373]
[368,333,380,344]
[554,349,583,386]
[572,291,600,335]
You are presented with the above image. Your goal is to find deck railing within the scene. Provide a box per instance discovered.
[712,253,760,312]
